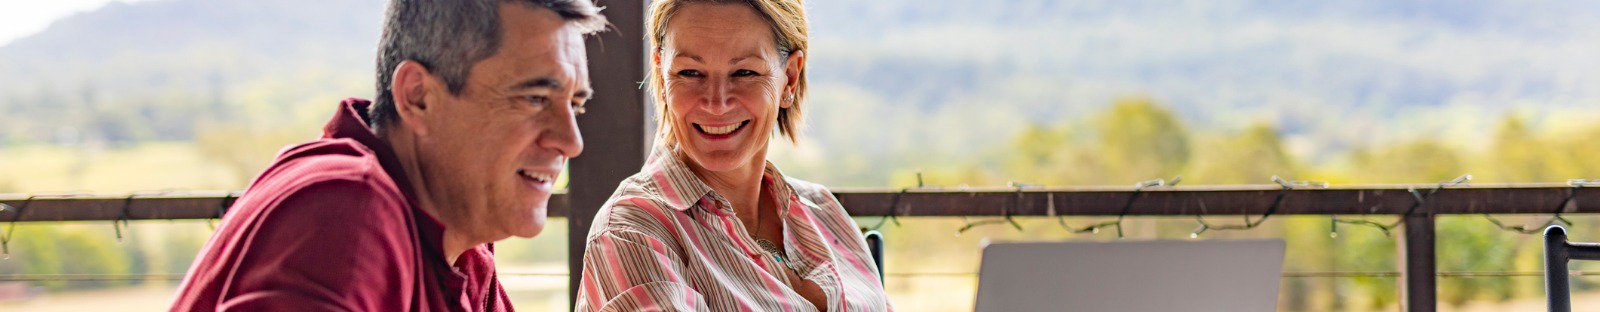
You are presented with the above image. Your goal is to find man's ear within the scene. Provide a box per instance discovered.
[392,60,435,136]
[780,50,805,109]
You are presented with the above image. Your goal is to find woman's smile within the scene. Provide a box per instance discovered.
[694,120,751,139]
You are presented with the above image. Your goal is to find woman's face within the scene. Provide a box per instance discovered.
[657,3,800,174]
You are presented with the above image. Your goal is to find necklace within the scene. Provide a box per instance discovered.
[756,238,786,263]
[752,202,788,264]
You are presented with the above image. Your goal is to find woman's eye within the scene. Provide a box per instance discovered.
[732,69,759,77]
[675,69,703,77]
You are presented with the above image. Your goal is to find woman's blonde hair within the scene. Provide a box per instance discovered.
[646,0,809,144]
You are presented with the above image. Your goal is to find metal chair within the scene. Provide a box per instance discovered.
[863,229,885,282]
[1545,225,1600,312]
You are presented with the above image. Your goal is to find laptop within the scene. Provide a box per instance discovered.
[974,239,1286,312]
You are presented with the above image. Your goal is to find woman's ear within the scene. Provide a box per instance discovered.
[653,51,667,94]
[391,60,434,136]
[780,50,805,109]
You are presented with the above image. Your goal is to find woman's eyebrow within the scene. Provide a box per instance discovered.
[729,53,767,65]
[672,53,703,63]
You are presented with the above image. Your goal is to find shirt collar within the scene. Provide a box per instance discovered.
[324,98,419,204]
[323,98,422,210]
[645,143,715,212]
[644,142,798,214]
[323,98,452,259]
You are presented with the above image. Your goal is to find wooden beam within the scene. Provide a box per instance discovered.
[2,184,1595,221]
[1401,214,1437,312]
[567,0,649,309]
[0,192,567,222]
[831,184,1600,216]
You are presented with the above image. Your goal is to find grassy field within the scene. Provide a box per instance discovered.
[0,142,247,194]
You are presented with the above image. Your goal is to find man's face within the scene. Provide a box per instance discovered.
[417,3,589,240]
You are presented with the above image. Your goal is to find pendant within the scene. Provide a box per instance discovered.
[756,238,785,263]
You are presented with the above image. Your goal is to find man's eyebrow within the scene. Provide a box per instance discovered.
[511,77,562,91]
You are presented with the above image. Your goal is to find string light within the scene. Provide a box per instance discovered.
[1190,176,1312,238]
[1064,176,1180,238]
[1481,179,1588,234]
[956,182,1031,235]
[0,196,34,259]
[867,172,923,231]
[1328,174,1471,237]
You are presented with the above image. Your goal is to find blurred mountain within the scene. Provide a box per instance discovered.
[0,0,382,94]
[0,0,385,143]
[800,0,1600,165]
[2,0,1598,165]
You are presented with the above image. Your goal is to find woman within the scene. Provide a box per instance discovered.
[574,0,892,311]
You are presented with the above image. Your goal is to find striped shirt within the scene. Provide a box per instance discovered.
[575,144,893,311]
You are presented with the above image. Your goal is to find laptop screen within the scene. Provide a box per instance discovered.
[975,239,1286,312]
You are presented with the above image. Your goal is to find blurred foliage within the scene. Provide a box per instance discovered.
[1093,96,1192,182]
[788,98,1600,310]
[0,225,135,291]
[1,0,1597,310]
[3,90,1598,310]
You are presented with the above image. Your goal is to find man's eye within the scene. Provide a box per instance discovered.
[521,95,550,107]
[675,69,703,77]
[732,69,759,77]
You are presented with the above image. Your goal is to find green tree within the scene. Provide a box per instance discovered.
[51,227,135,290]
[1552,124,1600,179]
[1436,217,1519,307]
[1092,96,1191,183]
[1005,124,1069,183]
[1189,123,1296,184]
[0,225,133,291]
[1484,114,1554,183]
[1350,139,1464,183]
[1001,124,1110,185]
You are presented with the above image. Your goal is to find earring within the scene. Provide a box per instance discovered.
[784,92,794,103]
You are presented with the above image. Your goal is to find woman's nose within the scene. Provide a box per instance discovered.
[699,78,735,115]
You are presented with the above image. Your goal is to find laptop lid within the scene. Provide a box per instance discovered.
[974,239,1286,312]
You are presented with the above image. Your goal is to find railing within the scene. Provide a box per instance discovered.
[2,2,1587,311]
[3,182,1597,311]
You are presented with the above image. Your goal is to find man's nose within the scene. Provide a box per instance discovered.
[541,105,584,161]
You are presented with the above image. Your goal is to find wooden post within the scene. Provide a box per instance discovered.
[568,0,648,309]
[1400,213,1436,312]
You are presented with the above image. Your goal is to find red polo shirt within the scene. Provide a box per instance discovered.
[171,99,512,311]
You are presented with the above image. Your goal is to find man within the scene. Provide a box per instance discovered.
[171,1,605,310]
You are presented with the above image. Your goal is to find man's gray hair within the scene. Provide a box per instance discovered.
[369,0,607,129]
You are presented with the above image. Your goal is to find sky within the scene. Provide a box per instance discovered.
[0,0,149,47]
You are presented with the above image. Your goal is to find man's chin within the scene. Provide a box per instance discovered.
[509,209,547,238]
[511,226,544,238]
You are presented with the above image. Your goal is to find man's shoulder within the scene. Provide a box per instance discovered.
[261,138,384,182]
[233,138,411,231]
[255,138,395,192]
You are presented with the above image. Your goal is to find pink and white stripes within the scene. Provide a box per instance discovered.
[574,145,893,311]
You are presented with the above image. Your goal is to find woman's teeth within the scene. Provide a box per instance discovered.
[701,122,742,135]
[517,169,552,182]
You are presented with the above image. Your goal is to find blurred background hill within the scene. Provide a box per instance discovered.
[2,0,1600,311]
